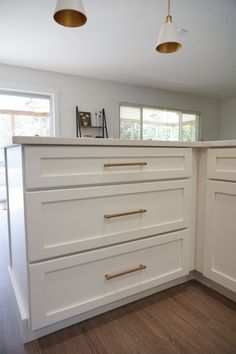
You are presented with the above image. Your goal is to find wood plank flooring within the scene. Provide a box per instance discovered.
[0,209,236,354]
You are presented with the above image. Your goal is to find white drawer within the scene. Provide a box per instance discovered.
[29,229,189,330]
[24,146,192,189]
[207,148,236,181]
[26,180,191,261]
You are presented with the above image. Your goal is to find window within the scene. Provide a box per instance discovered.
[0,91,53,147]
[120,104,200,142]
[120,106,141,140]
[0,91,54,202]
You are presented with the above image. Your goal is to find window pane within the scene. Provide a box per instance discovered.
[0,92,52,203]
[120,106,141,140]
[0,94,51,148]
[143,108,180,141]
[120,104,199,142]
[181,113,198,142]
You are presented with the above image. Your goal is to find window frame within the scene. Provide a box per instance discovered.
[119,102,201,142]
[0,83,59,137]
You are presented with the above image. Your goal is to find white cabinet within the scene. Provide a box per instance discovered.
[204,180,236,292]
[204,147,236,293]
[5,143,194,339]
[6,141,236,342]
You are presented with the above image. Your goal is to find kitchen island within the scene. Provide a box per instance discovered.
[5,137,236,342]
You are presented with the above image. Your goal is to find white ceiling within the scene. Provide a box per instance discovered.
[0,0,236,99]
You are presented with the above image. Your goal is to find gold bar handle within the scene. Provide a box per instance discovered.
[105,264,147,280]
[104,209,147,219]
[104,162,147,168]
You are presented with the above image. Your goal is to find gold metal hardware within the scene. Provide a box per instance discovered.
[104,162,147,168]
[105,264,147,280]
[104,209,147,219]
[168,0,171,16]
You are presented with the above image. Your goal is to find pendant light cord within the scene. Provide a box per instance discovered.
[166,0,172,22]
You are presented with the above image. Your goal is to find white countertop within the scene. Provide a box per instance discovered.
[9,136,236,148]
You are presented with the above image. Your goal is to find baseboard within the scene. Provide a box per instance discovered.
[193,270,236,302]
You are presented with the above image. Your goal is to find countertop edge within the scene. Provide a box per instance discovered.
[7,136,236,148]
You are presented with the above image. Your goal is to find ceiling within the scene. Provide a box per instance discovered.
[0,0,236,99]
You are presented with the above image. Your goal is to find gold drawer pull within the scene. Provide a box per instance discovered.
[104,209,147,219]
[105,264,147,280]
[104,162,147,168]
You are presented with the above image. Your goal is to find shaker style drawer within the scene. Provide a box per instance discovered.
[207,148,236,181]
[26,180,191,261]
[24,146,192,189]
[29,229,189,330]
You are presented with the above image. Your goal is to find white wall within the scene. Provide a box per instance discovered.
[219,97,236,139]
[0,63,220,140]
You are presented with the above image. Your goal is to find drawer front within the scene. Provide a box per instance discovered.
[26,180,191,261]
[29,230,189,330]
[24,146,192,189]
[207,148,236,181]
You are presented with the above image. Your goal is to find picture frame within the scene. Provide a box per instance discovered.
[79,111,92,127]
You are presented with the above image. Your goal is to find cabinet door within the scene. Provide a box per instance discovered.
[204,181,236,292]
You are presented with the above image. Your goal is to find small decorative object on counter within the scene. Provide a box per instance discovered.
[98,112,102,126]
[95,113,98,126]
[79,112,91,127]
[76,106,108,138]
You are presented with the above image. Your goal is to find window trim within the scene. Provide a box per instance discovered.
[0,82,59,136]
[119,102,201,141]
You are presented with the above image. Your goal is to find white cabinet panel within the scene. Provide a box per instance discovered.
[24,146,192,189]
[204,181,236,292]
[26,180,191,261]
[29,230,189,330]
[207,148,236,181]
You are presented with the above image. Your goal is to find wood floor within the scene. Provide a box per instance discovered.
[0,209,236,354]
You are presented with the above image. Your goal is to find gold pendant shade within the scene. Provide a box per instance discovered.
[54,0,87,27]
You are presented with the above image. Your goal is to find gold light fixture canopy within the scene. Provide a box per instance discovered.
[54,0,87,27]
[156,0,182,53]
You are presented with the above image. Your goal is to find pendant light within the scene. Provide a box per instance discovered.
[156,0,182,53]
[54,0,87,27]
